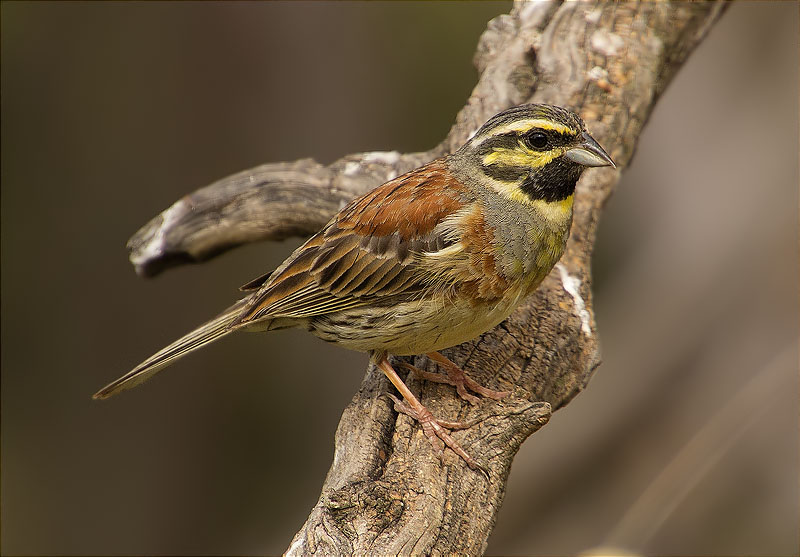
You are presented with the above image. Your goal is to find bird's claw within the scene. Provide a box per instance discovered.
[386,393,488,477]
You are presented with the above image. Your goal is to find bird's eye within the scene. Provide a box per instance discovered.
[525,131,548,150]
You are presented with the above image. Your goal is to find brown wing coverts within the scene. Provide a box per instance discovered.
[234,159,468,323]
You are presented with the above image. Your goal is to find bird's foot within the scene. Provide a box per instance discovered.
[376,355,489,476]
[386,393,488,478]
[399,351,511,405]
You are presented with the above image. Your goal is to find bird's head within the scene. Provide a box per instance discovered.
[453,103,615,204]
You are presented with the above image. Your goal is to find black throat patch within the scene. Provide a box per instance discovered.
[519,157,582,203]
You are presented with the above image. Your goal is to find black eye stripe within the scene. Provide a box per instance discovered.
[479,132,522,151]
[478,128,577,156]
[523,128,576,150]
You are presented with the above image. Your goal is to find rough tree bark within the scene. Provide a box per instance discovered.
[126,2,728,554]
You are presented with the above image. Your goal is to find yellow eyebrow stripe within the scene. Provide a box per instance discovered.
[482,142,565,170]
[486,118,578,137]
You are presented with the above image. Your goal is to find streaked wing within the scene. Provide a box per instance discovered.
[232,158,469,325]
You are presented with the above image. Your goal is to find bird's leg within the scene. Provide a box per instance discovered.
[398,351,511,405]
[375,355,486,474]
[428,351,512,400]
[397,360,479,405]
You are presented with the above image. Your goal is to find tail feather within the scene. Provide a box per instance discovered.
[93,299,249,400]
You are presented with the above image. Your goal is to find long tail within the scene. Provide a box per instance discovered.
[93,299,250,400]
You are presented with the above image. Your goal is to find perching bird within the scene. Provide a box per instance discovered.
[94,103,615,471]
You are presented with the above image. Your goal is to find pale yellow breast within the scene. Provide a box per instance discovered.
[377,290,525,356]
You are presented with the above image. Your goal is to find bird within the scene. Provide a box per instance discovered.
[94,103,615,471]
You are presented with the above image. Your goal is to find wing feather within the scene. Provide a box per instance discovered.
[231,158,471,326]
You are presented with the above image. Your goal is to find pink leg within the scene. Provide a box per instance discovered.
[376,356,486,475]
[399,351,511,405]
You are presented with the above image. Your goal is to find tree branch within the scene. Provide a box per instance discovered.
[125,1,728,553]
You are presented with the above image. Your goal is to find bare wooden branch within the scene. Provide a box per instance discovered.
[126,1,728,553]
[127,153,435,277]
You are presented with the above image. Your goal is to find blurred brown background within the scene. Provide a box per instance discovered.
[1,2,797,555]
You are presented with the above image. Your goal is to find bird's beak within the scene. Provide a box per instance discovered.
[565,131,616,168]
